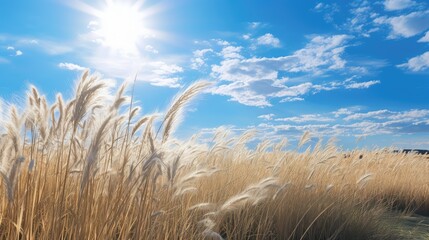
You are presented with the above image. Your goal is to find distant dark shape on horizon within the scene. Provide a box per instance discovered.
[395,149,429,155]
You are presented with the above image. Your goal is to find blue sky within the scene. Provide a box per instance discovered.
[1,0,429,149]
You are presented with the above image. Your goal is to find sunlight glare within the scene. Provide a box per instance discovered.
[98,1,145,53]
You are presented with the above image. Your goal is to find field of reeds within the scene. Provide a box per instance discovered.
[0,70,428,239]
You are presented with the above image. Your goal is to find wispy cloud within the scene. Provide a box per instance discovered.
[275,114,334,123]
[144,45,159,54]
[0,34,73,55]
[58,62,86,71]
[345,80,380,89]
[0,57,8,64]
[418,31,429,42]
[258,114,275,121]
[280,97,304,103]
[397,51,429,71]
[253,107,429,140]
[384,0,416,11]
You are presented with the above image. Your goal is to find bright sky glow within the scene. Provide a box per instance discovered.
[0,0,428,150]
[95,1,145,52]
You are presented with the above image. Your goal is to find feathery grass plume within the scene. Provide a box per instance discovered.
[157,81,211,143]
[356,173,374,188]
[220,193,252,212]
[80,114,113,193]
[298,131,311,148]
[166,150,184,187]
[142,115,157,154]
[235,129,257,147]
[313,138,323,153]
[0,156,24,201]
[273,138,288,152]
[188,203,216,211]
[131,116,149,137]
[109,83,128,112]
[256,139,272,153]
[71,70,106,131]
[174,167,220,196]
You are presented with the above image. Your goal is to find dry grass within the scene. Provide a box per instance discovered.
[0,70,428,239]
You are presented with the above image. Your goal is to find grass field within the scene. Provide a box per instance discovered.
[0,70,428,239]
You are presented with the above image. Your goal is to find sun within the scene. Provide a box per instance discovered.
[96,1,146,53]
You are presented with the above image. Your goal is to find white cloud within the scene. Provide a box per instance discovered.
[220,46,243,59]
[345,80,380,89]
[256,33,281,48]
[270,83,313,98]
[332,107,361,117]
[5,46,23,56]
[258,114,275,121]
[144,45,158,54]
[58,62,86,71]
[375,11,429,38]
[314,3,324,10]
[384,0,416,11]
[249,22,263,29]
[275,114,334,123]
[191,48,214,70]
[212,35,351,82]
[345,1,379,37]
[280,97,304,102]
[344,110,391,121]
[207,34,382,107]
[210,81,272,107]
[397,51,429,71]
[388,109,429,120]
[248,108,429,140]
[418,31,429,42]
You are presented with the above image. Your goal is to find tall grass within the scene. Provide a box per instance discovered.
[0,70,427,239]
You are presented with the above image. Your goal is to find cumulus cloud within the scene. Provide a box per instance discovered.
[384,0,416,11]
[191,48,214,69]
[15,50,23,56]
[206,34,381,107]
[397,51,429,71]
[375,11,429,38]
[256,33,281,47]
[58,62,86,71]
[220,46,243,59]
